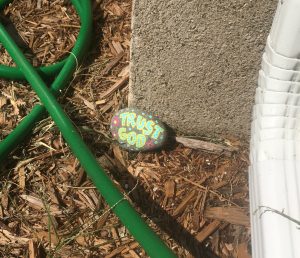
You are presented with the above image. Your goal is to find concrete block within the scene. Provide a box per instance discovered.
[129,0,277,139]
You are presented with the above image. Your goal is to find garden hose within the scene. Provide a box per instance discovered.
[0,0,176,257]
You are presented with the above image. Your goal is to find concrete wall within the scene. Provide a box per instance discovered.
[129,0,277,139]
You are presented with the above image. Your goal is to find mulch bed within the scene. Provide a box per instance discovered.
[0,1,251,257]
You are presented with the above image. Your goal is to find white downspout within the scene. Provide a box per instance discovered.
[250,0,300,257]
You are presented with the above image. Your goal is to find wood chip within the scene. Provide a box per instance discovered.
[112,40,124,54]
[104,242,133,258]
[204,207,250,226]
[93,238,113,251]
[112,145,127,167]
[118,65,130,77]
[237,242,251,258]
[28,239,38,258]
[97,211,110,229]
[121,242,140,254]
[74,167,86,187]
[111,227,121,246]
[0,96,7,108]
[77,94,95,111]
[100,75,129,99]
[75,236,88,246]
[164,180,175,198]
[20,195,45,210]
[211,180,228,190]
[95,99,107,105]
[210,230,220,254]
[128,249,140,258]
[20,195,62,214]
[195,220,221,242]
[108,3,125,17]
[78,190,96,210]
[204,207,250,227]
[36,231,60,245]
[102,52,124,75]
[173,190,196,216]
[18,167,26,190]
[0,229,29,245]
[1,191,9,211]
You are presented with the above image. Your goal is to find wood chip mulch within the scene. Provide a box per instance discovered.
[0,1,251,257]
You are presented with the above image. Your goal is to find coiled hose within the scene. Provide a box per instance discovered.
[0,1,176,257]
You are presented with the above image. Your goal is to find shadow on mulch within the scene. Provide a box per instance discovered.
[108,149,220,258]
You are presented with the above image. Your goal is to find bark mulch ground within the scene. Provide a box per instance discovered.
[0,1,251,257]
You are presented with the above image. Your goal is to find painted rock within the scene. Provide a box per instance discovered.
[110,108,167,151]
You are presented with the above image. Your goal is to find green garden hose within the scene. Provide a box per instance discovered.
[0,1,176,257]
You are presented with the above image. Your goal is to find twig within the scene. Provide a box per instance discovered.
[176,136,238,156]
[256,206,300,228]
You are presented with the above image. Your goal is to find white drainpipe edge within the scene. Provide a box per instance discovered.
[250,0,300,257]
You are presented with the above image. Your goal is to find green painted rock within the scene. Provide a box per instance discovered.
[110,108,167,151]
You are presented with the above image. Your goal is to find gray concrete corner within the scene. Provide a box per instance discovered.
[129,0,277,139]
